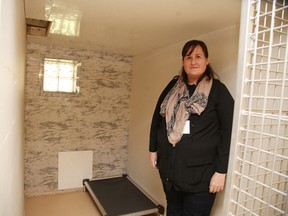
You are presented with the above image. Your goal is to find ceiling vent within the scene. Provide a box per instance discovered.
[26,18,52,37]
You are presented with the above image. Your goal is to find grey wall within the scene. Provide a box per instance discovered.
[25,39,133,196]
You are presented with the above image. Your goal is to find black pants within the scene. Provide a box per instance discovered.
[164,187,216,216]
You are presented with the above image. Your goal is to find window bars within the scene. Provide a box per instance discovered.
[42,58,80,93]
[229,0,288,216]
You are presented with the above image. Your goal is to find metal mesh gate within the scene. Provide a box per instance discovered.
[229,0,288,215]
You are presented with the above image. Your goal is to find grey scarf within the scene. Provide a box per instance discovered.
[160,76,213,145]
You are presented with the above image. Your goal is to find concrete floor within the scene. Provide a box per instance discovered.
[25,190,160,216]
[25,191,101,216]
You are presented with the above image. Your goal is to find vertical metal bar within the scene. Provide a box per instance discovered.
[252,1,276,214]
[268,1,288,214]
[242,1,262,215]
[226,0,255,214]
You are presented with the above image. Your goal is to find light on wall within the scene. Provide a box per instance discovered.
[45,1,82,37]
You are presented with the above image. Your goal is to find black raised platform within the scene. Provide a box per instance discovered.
[83,175,164,216]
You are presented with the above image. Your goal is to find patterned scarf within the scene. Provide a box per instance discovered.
[160,76,213,145]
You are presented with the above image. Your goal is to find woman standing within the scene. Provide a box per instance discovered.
[149,40,234,216]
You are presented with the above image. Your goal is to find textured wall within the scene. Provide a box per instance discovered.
[24,39,132,196]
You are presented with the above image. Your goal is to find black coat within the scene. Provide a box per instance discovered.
[149,77,234,193]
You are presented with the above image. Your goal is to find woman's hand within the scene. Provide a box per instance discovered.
[150,152,158,168]
[209,172,226,193]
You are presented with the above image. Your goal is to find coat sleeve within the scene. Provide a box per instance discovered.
[216,82,234,173]
[149,77,178,152]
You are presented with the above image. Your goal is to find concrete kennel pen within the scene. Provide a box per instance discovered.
[20,0,287,215]
[83,1,288,215]
[83,175,164,216]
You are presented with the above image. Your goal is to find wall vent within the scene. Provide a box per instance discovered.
[26,18,52,37]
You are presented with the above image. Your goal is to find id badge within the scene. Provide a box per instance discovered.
[183,120,190,134]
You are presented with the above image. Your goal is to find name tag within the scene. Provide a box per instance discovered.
[183,120,190,134]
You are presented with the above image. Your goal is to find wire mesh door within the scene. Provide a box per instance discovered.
[229,0,288,215]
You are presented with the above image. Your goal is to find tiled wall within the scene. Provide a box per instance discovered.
[24,39,133,196]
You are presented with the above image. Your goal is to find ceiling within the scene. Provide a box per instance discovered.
[24,0,242,56]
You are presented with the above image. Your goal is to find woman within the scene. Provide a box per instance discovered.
[149,40,234,216]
